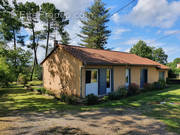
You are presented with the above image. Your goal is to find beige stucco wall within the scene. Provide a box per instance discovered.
[177,64,180,69]
[113,66,168,91]
[81,65,168,95]
[42,46,83,97]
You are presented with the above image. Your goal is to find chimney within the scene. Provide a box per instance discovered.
[54,40,58,48]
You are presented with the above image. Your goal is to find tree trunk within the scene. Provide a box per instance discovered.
[45,21,50,58]
[31,20,38,65]
[30,58,35,81]
[13,29,17,66]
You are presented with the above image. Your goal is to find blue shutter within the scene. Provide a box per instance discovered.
[99,69,106,95]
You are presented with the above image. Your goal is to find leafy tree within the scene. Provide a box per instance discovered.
[0,57,14,87]
[78,0,111,49]
[167,58,180,74]
[40,3,70,57]
[0,10,25,68]
[130,40,168,64]
[153,48,168,65]
[130,40,153,59]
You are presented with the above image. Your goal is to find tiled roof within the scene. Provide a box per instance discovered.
[61,45,169,70]
[41,44,169,70]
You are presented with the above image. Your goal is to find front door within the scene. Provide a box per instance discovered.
[140,69,148,88]
[85,69,98,96]
[106,69,111,93]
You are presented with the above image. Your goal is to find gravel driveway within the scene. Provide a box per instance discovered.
[0,108,177,135]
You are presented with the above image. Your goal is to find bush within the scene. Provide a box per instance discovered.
[37,88,46,94]
[143,83,154,91]
[128,83,140,96]
[108,87,128,100]
[17,73,28,86]
[86,94,99,105]
[153,80,166,90]
[59,91,78,105]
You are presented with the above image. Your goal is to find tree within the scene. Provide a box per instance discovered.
[167,58,180,74]
[130,40,168,64]
[40,3,70,57]
[14,1,40,80]
[0,10,25,68]
[0,57,14,87]
[59,31,70,44]
[78,0,111,49]
[130,40,153,59]
[153,48,168,65]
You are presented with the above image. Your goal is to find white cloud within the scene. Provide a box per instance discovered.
[111,13,120,23]
[114,28,130,35]
[120,0,180,28]
[164,30,180,35]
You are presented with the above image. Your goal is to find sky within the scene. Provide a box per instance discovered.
[12,0,180,63]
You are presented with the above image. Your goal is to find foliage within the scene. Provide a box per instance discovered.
[0,57,14,87]
[78,0,111,49]
[85,94,99,105]
[40,2,69,57]
[37,88,47,95]
[128,83,140,96]
[130,40,153,59]
[152,48,168,65]
[130,40,168,64]
[167,58,180,74]
[153,80,166,90]
[143,83,154,91]
[108,87,128,100]
[59,91,78,105]
[17,73,28,86]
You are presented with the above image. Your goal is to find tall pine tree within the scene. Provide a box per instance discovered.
[78,0,110,49]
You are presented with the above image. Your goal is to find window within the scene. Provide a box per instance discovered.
[159,71,165,80]
[86,70,98,83]
[106,69,110,88]
[126,69,130,85]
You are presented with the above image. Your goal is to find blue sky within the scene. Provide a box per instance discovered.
[15,0,180,62]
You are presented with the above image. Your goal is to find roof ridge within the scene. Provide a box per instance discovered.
[58,44,132,54]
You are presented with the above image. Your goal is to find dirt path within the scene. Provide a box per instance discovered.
[0,108,177,135]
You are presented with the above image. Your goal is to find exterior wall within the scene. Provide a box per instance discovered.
[177,64,180,69]
[82,65,168,97]
[42,46,83,97]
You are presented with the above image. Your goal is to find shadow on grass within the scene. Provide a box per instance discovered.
[0,85,180,134]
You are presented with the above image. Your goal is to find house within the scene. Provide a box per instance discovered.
[41,43,169,98]
[177,63,180,69]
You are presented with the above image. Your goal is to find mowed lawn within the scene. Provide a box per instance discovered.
[0,84,180,134]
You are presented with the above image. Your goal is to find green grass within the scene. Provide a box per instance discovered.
[0,84,180,133]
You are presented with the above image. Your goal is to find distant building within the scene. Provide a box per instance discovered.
[177,63,180,69]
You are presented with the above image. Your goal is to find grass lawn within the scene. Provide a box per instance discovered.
[0,83,180,134]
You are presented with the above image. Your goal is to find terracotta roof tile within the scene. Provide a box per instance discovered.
[61,45,169,70]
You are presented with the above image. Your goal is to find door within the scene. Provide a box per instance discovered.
[106,69,111,93]
[140,69,148,88]
[85,69,98,96]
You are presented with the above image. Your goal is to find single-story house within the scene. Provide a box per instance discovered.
[41,43,169,98]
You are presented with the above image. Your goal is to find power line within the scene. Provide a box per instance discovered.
[110,0,136,17]
[147,31,180,45]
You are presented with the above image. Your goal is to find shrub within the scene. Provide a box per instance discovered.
[65,95,78,105]
[108,91,121,100]
[108,87,128,100]
[17,73,28,86]
[128,83,140,96]
[59,91,78,105]
[86,94,99,105]
[37,88,46,94]
[143,83,154,91]
[153,80,166,90]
